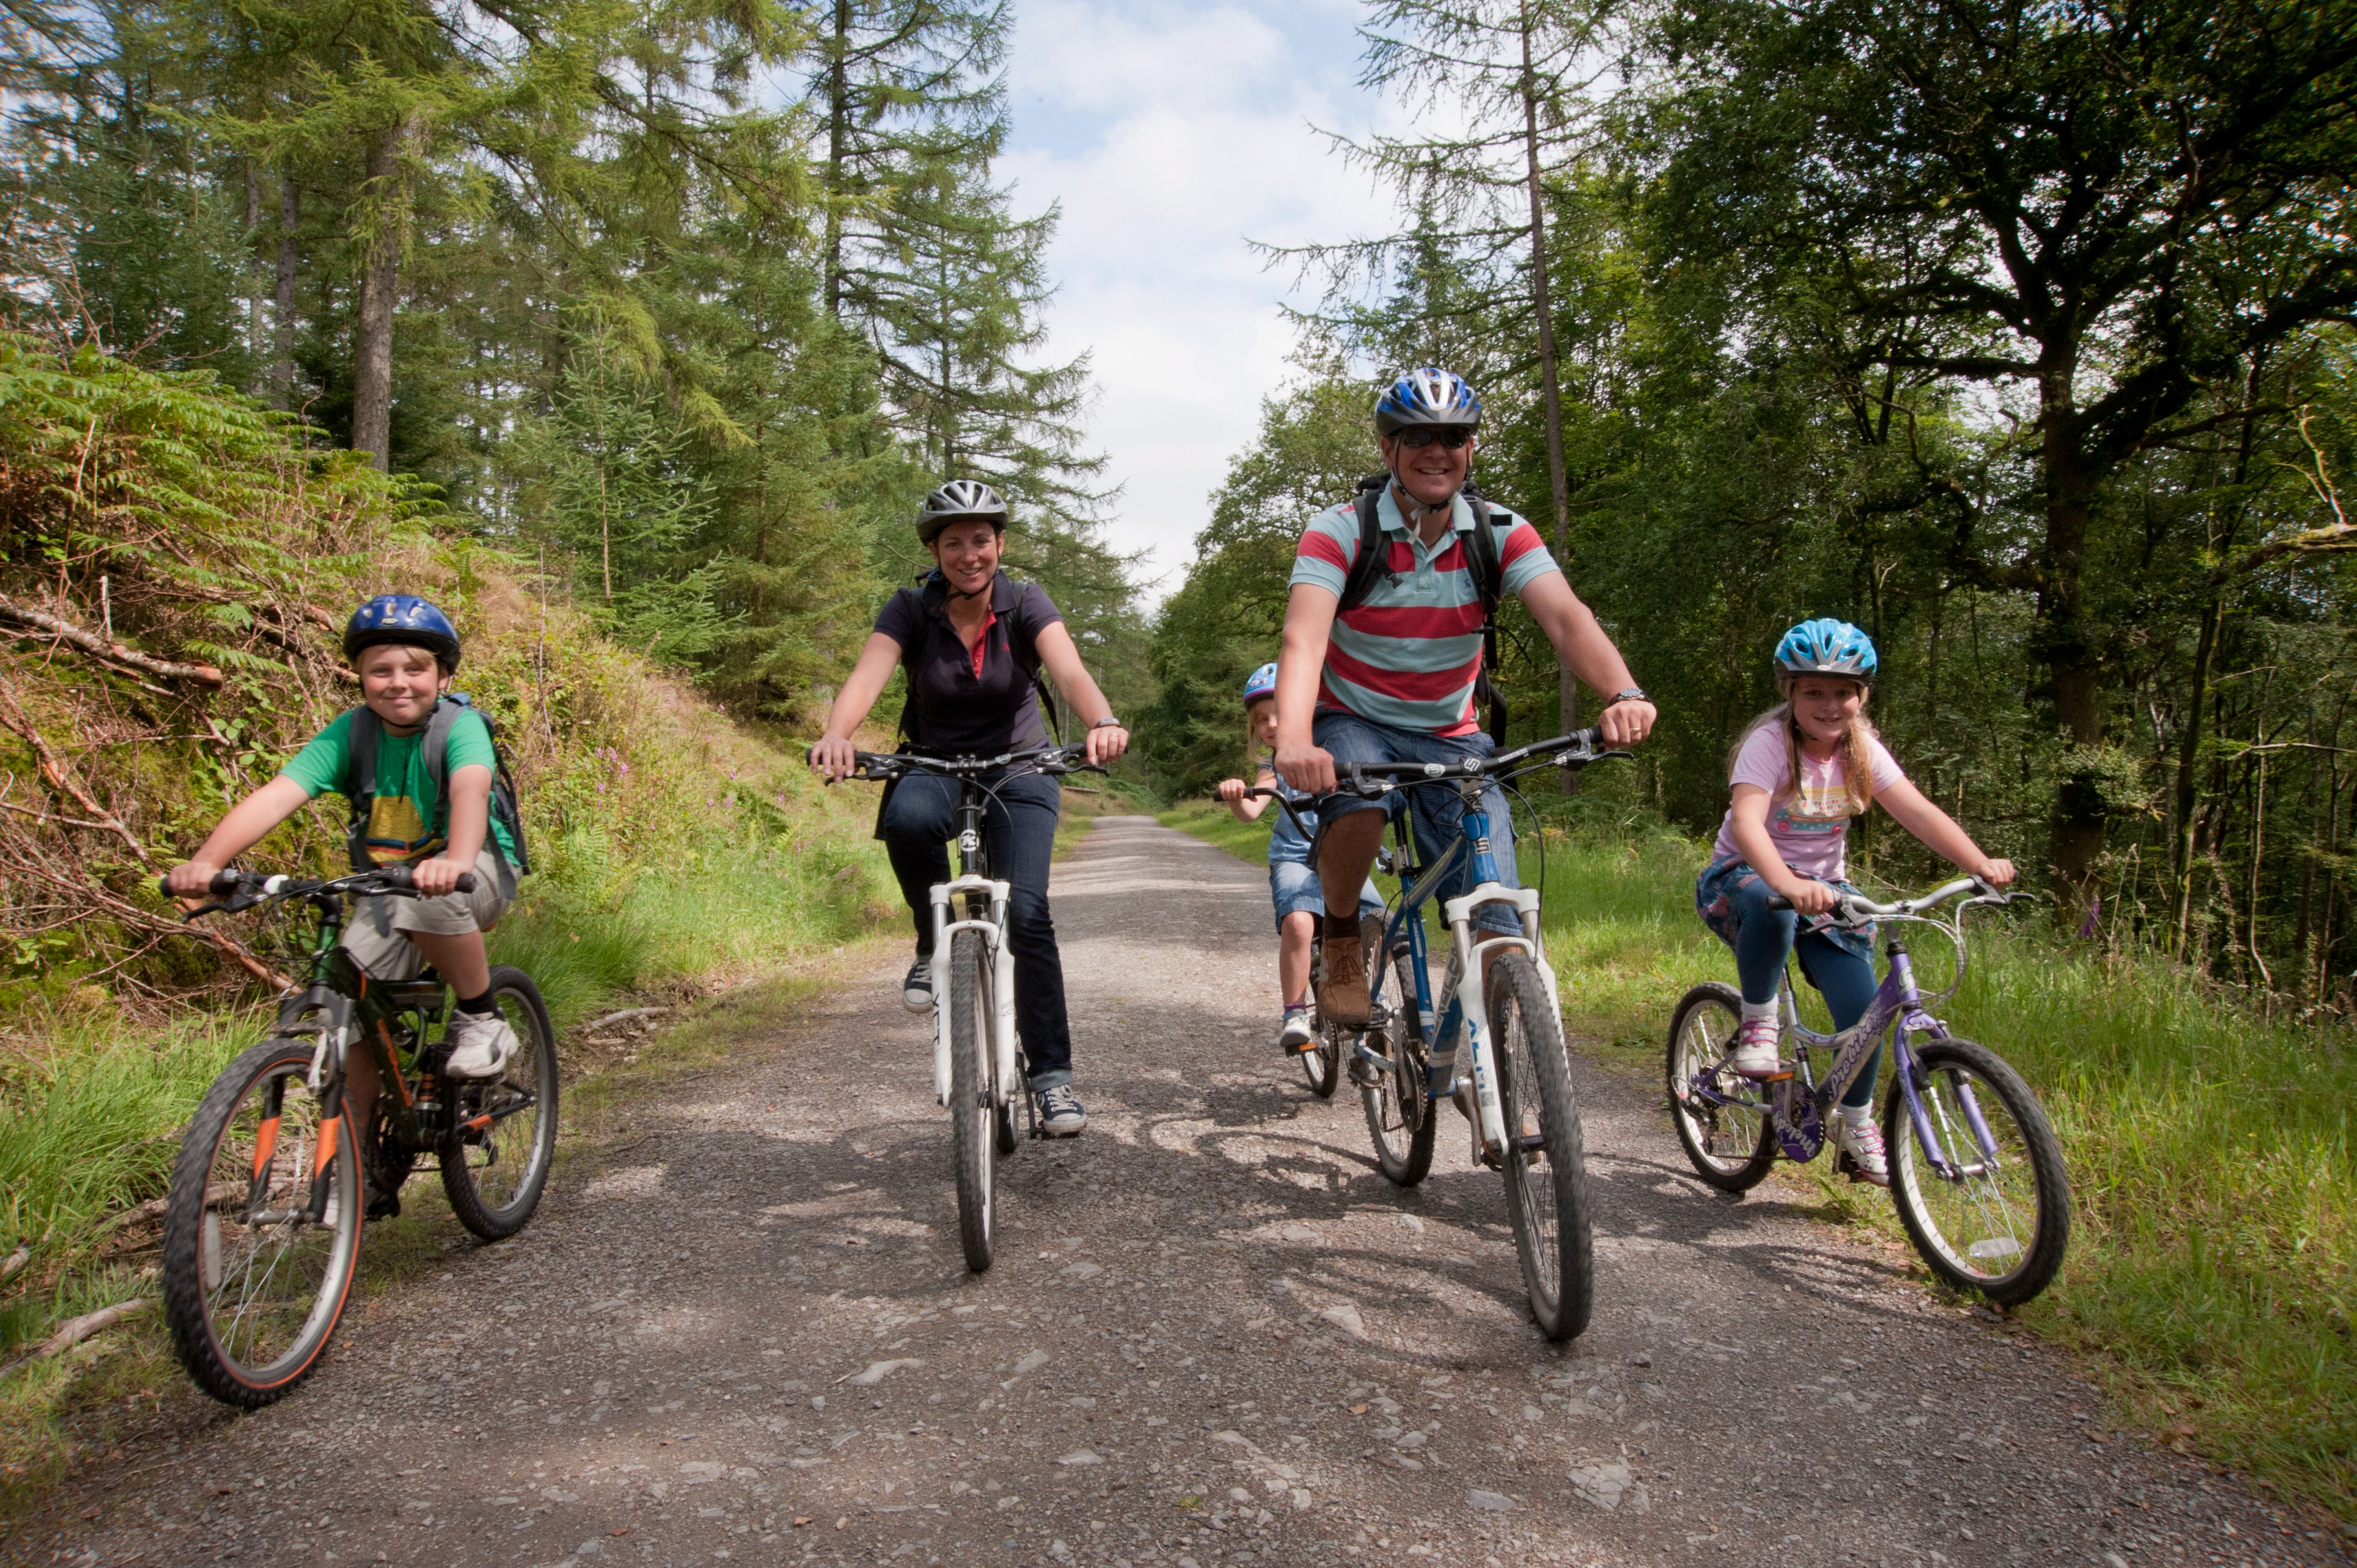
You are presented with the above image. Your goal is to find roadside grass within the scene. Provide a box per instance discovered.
[1161,798,2357,1522]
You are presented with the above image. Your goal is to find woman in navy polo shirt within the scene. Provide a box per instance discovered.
[809,480,1129,1135]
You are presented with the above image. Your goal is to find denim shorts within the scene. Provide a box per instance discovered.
[1693,856,1877,966]
[1269,858,1385,933]
[1312,709,1522,935]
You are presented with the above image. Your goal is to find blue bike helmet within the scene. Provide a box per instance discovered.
[1240,661,1279,707]
[344,594,462,671]
[1774,617,1877,682]
[1373,368,1481,436]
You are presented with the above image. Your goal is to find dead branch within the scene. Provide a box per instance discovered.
[32,1297,149,1360]
[0,595,224,687]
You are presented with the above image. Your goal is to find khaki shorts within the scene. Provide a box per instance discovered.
[342,846,519,981]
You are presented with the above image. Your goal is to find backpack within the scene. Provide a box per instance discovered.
[345,694,531,875]
[1334,473,1512,743]
[893,570,1065,746]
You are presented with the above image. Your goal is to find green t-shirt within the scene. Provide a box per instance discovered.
[280,706,518,866]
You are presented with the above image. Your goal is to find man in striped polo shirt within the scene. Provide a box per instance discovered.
[1273,367,1657,1029]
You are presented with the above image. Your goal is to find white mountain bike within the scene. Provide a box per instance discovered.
[842,744,1098,1272]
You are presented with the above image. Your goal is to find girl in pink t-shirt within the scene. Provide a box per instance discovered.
[1694,619,2013,1185]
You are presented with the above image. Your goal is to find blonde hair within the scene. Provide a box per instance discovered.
[1729,679,1878,813]
[1244,693,1276,772]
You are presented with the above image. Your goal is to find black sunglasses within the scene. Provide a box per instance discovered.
[1394,426,1474,450]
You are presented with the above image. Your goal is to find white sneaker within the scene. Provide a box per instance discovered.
[1728,1015,1784,1079]
[1836,1113,1889,1186]
[443,1010,517,1079]
[1276,1006,1316,1054]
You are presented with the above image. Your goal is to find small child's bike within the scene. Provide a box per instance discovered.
[1666,877,2070,1305]
[157,867,558,1405]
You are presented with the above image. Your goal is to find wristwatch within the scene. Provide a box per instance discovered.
[1090,716,1124,730]
[1605,687,1649,706]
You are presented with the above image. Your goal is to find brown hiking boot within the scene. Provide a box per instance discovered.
[1317,935,1373,1029]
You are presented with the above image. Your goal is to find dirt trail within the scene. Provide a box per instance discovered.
[19,815,2342,1568]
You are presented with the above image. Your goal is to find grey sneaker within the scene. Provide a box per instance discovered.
[443,1010,516,1079]
[902,958,933,1012]
[1276,1006,1316,1054]
[1037,1083,1086,1137]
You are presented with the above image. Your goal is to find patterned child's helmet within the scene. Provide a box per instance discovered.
[1240,661,1279,707]
[344,594,462,671]
[1774,618,1878,681]
[1373,368,1482,436]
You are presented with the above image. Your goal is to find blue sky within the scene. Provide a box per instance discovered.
[998,0,1410,600]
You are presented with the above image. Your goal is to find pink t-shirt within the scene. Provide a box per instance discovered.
[1709,721,1906,882]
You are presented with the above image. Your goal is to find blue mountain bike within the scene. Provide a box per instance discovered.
[1323,727,1627,1341]
[1666,878,2070,1305]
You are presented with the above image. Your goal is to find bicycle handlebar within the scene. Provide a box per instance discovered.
[827,743,1104,782]
[1328,727,1631,797]
[1765,877,2035,926]
[161,865,475,920]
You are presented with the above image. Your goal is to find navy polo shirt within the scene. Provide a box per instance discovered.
[874,571,1063,756]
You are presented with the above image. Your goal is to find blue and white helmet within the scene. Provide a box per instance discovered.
[1774,618,1877,682]
[344,594,461,671]
[1240,661,1279,707]
[1374,368,1481,436]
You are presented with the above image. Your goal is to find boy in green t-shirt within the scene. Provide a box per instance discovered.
[167,595,522,1084]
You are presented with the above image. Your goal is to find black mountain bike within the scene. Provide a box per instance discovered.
[157,867,558,1406]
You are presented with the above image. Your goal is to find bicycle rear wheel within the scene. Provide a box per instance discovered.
[162,1036,362,1407]
[1362,942,1436,1186]
[1304,914,1380,1099]
[1666,983,1777,1192]
[949,929,996,1273]
[1886,1037,2070,1306]
[1488,951,1592,1341]
[440,965,560,1241]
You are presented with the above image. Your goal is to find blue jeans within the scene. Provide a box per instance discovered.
[1313,711,1522,936]
[879,768,1072,1088]
[1269,858,1383,932]
[1697,858,1880,1108]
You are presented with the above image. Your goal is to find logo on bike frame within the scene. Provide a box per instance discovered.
[959,829,980,854]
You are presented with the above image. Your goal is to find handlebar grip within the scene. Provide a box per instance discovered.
[455,872,477,894]
[1764,896,1792,912]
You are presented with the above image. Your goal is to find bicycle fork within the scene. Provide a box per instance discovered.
[929,876,1013,1109]
[1428,888,1558,1164]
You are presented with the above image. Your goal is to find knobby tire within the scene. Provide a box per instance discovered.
[1665,982,1777,1192]
[439,965,560,1241]
[1363,942,1436,1186]
[949,929,996,1273]
[1886,1037,2070,1306]
[162,1036,362,1407]
[1489,952,1593,1341]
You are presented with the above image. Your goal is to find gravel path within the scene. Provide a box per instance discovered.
[20,815,2343,1568]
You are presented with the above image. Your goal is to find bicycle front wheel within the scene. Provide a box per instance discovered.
[1362,941,1436,1186]
[949,929,996,1273]
[440,965,560,1241]
[1666,983,1777,1191]
[1886,1037,2070,1306]
[1488,951,1593,1341]
[162,1036,362,1407]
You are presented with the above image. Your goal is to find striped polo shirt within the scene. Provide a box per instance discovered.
[1290,486,1561,735]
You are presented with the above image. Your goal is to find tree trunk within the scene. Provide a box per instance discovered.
[823,0,852,319]
[244,161,263,392]
[273,176,299,410]
[2036,376,2105,912]
[350,122,414,471]
[2169,595,2220,957]
[1517,1,1577,774]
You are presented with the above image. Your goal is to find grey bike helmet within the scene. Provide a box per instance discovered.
[917,479,1011,544]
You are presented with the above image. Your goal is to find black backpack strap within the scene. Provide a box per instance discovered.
[344,706,382,872]
[997,585,1065,746]
[425,695,528,873]
[1462,485,1510,744]
[1335,474,1392,614]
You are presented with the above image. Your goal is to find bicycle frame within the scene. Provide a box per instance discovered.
[927,778,1018,1111]
[1363,781,1561,1163]
[1694,923,2006,1183]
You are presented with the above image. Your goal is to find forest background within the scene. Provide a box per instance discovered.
[0,0,2352,1525]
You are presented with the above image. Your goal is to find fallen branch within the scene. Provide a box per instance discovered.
[0,595,224,687]
[1,837,293,991]
[584,1006,670,1032]
[0,1245,27,1287]
[34,1298,150,1360]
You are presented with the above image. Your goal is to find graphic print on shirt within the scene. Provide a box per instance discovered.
[362,794,441,864]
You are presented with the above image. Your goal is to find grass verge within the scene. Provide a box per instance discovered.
[1159,798,2356,1523]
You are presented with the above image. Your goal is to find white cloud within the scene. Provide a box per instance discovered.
[1002,0,1406,602]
